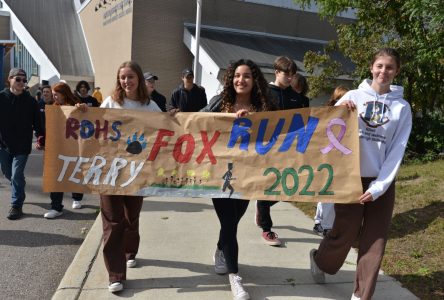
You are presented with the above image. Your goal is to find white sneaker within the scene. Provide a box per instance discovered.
[44,209,63,219]
[108,281,123,293]
[351,293,361,300]
[310,249,325,283]
[229,274,250,300]
[127,259,137,268]
[213,248,227,274]
[72,200,82,209]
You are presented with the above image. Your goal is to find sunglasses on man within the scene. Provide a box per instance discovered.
[14,77,28,83]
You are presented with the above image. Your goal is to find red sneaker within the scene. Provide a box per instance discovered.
[261,231,281,246]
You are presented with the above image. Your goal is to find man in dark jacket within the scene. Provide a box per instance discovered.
[168,68,207,112]
[269,57,309,110]
[0,68,45,220]
[144,71,167,112]
[257,56,310,246]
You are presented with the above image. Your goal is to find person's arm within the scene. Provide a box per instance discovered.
[148,100,162,112]
[32,99,45,149]
[199,88,208,110]
[158,93,167,112]
[167,89,179,112]
[200,95,221,112]
[91,96,100,107]
[335,91,356,110]
[364,104,412,202]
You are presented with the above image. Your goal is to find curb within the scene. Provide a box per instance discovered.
[52,215,102,300]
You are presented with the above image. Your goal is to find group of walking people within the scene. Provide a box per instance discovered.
[0,47,411,300]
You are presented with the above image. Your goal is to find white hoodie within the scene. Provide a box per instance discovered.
[336,79,412,201]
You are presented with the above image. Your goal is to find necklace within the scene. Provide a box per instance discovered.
[233,102,253,112]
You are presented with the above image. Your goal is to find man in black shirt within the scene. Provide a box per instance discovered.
[168,68,207,112]
[75,80,100,107]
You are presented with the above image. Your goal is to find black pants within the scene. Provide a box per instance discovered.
[257,200,278,232]
[212,198,249,274]
[49,192,83,211]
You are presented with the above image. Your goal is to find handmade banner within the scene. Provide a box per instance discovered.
[43,105,362,203]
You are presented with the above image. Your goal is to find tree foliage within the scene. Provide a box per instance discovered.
[295,0,444,114]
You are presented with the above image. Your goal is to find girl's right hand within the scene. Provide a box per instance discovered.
[75,103,88,112]
[235,109,249,118]
[341,100,356,111]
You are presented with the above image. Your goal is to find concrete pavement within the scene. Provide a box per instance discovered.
[53,197,418,300]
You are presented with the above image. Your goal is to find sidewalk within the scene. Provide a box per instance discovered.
[53,197,418,300]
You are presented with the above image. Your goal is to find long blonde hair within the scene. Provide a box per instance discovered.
[327,85,349,106]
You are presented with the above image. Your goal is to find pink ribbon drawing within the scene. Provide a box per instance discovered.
[320,118,352,155]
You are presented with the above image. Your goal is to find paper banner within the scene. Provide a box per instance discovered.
[43,105,362,203]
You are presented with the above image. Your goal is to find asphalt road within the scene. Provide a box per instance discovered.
[0,148,99,300]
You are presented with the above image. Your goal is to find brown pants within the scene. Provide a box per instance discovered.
[314,178,395,300]
[100,195,144,282]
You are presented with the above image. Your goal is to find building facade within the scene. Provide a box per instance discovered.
[1,0,353,102]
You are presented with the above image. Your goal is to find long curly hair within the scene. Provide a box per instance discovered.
[112,61,149,105]
[220,59,275,113]
[52,82,79,106]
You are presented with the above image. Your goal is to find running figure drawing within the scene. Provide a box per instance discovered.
[222,163,236,197]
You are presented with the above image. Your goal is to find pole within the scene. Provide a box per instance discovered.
[193,0,202,84]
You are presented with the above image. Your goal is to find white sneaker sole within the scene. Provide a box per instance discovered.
[108,282,123,292]
[127,259,136,268]
[44,211,63,219]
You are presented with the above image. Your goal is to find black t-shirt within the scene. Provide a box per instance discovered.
[79,95,100,107]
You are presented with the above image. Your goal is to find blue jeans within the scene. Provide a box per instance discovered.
[0,149,29,208]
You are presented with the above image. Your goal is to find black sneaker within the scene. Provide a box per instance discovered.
[313,223,324,236]
[7,207,23,220]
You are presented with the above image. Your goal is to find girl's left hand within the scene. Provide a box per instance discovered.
[75,103,88,112]
[359,191,374,204]
[235,109,249,118]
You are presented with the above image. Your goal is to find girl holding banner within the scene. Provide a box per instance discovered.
[201,59,276,300]
[309,48,412,300]
[44,82,85,219]
[95,61,161,293]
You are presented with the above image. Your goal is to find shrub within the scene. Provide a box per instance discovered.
[405,112,444,162]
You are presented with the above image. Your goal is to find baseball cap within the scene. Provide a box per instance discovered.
[182,68,194,77]
[9,68,27,78]
[143,72,158,81]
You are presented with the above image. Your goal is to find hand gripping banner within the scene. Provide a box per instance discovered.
[43,105,362,203]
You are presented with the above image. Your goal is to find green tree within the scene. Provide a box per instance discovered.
[297,0,444,160]
[296,0,444,113]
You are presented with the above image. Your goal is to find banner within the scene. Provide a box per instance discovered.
[43,105,362,203]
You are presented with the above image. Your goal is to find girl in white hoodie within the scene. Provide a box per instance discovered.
[309,48,412,300]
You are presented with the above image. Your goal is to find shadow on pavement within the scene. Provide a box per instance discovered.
[142,199,214,213]
[0,230,83,247]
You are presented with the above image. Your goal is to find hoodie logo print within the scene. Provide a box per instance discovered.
[360,101,390,128]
